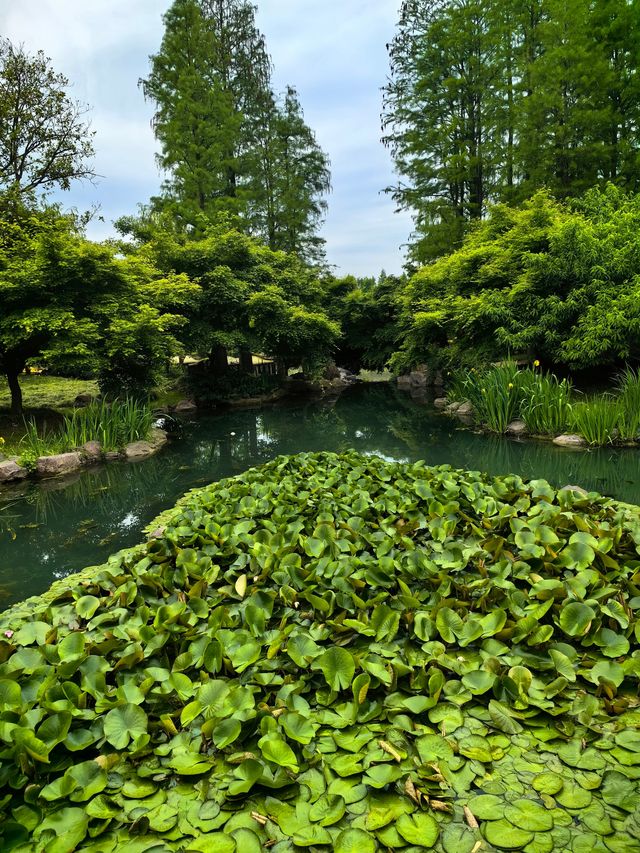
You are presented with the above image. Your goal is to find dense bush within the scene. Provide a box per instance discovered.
[391,186,640,374]
[0,451,639,851]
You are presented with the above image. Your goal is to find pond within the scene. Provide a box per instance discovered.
[2,382,640,609]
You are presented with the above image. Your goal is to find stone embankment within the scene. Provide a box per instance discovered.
[0,428,168,486]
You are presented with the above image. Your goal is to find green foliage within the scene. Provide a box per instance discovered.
[0,39,95,196]
[519,372,572,436]
[324,273,404,373]
[570,399,622,447]
[142,0,330,262]
[383,0,640,259]
[394,187,640,374]
[1,450,640,850]
[130,221,339,376]
[0,209,195,415]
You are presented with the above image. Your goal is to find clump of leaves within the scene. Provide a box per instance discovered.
[0,450,639,852]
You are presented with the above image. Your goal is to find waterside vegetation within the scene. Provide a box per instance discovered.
[446,363,640,447]
[1,451,639,851]
[1,398,155,472]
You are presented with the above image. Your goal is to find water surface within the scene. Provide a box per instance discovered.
[2,384,640,608]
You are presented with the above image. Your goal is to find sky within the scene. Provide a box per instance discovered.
[0,0,413,277]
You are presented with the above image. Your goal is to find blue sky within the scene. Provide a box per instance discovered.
[0,1,411,276]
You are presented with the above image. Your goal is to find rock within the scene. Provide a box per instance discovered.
[553,434,587,448]
[81,441,102,463]
[506,420,527,436]
[36,452,83,478]
[104,451,121,462]
[174,399,197,413]
[397,375,412,390]
[74,392,97,407]
[124,441,155,461]
[445,402,462,414]
[434,370,444,386]
[324,362,340,380]
[149,428,168,448]
[559,484,589,497]
[456,401,473,416]
[408,370,428,388]
[0,459,28,483]
[434,397,448,409]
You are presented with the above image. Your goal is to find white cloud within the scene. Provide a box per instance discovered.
[0,0,411,276]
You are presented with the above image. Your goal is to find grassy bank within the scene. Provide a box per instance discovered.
[1,398,154,468]
[448,362,640,446]
[0,451,638,851]
[0,375,100,412]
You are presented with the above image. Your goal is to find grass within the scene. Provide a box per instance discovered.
[0,375,99,412]
[2,398,154,469]
[520,372,572,435]
[616,367,640,441]
[570,398,622,446]
[446,362,640,446]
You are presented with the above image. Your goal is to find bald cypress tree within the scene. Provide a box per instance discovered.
[383,0,640,261]
[142,0,330,262]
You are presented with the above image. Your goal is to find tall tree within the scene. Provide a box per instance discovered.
[383,0,640,260]
[0,39,95,197]
[383,0,503,260]
[249,86,331,263]
[143,0,330,262]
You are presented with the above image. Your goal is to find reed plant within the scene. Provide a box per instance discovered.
[460,362,529,433]
[16,398,154,467]
[62,398,153,452]
[519,372,572,435]
[570,398,621,446]
[616,367,640,441]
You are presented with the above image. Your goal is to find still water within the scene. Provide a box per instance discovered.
[1,383,640,609]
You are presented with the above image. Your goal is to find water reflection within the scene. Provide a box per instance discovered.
[1,384,640,608]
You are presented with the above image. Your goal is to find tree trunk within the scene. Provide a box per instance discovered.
[6,368,23,418]
[210,344,228,378]
[239,347,254,374]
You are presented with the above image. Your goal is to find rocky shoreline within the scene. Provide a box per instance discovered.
[0,427,169,486]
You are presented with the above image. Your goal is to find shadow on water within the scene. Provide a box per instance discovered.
[2,383,640,608]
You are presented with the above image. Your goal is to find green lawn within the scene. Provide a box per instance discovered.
[0,375,99,412]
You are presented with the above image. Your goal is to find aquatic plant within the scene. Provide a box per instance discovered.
[616,367,640,441]
[519,372,572,435]
[62,397,154,451]
[455,362,530,433]
[570,398,622,446]
[0,451,639,851]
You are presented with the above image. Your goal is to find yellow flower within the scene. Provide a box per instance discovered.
[533,359,540,368]
[508,383,514,389]
[0,436,4,446]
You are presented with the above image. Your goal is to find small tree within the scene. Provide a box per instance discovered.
[0,39,95,196]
